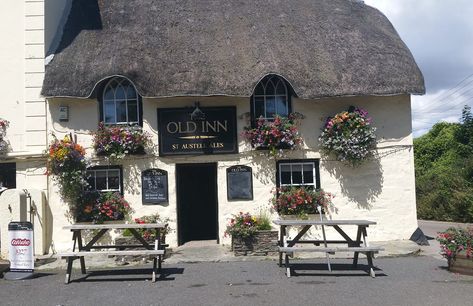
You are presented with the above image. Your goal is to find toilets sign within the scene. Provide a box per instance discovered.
[157,106,238,156]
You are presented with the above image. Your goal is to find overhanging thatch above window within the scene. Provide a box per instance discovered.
[41,0,425,99]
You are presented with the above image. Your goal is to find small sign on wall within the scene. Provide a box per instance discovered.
[227,165,253,200]
[142,169,168,204]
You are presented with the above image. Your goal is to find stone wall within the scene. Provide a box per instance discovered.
[232,230,278,256]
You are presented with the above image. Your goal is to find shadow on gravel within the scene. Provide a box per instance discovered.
[72,267,184,283]
[289,263,387,277]
[33,272,56,279]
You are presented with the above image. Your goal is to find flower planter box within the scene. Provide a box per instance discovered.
[96,146,146,157]
[231,230,278,256]
[448,251,473,276]
[74,220,126,225]
[279,214,323,221]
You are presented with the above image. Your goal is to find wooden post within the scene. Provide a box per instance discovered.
[77,231,86,274]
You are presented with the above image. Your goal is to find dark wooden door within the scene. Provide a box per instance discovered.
[176,163,218,245]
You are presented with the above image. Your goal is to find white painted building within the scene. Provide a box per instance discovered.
[0,0,72,256]
[0,0,425,256]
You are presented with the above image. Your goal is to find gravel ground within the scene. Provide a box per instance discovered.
[1,256,472,306]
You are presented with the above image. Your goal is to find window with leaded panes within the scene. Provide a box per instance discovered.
[251,75,292,122]
[277,160,320,189]
[101,78,141,125]
[86,166,122,194]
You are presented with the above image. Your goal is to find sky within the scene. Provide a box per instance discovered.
[364,0,473,137]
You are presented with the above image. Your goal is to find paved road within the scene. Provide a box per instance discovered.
[0,220,472,306]
[1,256,472,305]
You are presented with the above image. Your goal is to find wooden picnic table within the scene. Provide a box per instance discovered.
[58,223,167,284]
[273,219,383,277]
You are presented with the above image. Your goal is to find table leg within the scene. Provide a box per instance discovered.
[285,253,291,277]
[361,227,376,277]
[65,257,73,284]
[320,224,332,272]
[353,226,363,267]
[77,231,86,274]
[278,226,286,267]
[156,228,163,271]
[152,257,158,282]
[72,231,78,251]
[367,252,376,277]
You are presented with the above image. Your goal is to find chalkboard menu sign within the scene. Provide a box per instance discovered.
[142,169,168,204]
[227,165,253,200]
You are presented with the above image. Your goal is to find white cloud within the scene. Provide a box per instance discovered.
[365,0,473,137]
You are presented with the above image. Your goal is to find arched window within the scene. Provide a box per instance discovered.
[101,77,141,125]
[251,75,292,122]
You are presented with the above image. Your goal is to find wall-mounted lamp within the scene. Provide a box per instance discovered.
[190,102,205,121]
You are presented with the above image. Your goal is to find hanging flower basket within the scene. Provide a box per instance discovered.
[242,114,303,156]
[319,106,376,166]
[46,134,88,202]
[92,123,151,159]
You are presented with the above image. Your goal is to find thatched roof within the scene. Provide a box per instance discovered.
[42,0,425,99]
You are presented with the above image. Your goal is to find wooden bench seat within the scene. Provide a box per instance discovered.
[60,249,165,283]
[58,249,165,258]
[279,246,383,253]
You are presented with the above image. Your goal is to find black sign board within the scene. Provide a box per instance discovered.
[157,106,238,156]
[227,165,253,200]
[142,169,168,204]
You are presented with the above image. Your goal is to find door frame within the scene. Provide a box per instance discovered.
[175,162,219,246]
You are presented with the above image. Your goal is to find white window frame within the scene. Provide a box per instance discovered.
[252,75,290,121]
[278,161,317,188]
[86,168,122,193]
[102,78,140,125]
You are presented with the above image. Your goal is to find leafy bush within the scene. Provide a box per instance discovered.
[256,211,272,231]
[319,106,376,166]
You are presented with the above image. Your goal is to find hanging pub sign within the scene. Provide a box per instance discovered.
[227,165,253,200]
[142,168,168,204]
[157,106,237,156]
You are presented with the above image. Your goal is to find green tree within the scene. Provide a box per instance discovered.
[415,106,473,222]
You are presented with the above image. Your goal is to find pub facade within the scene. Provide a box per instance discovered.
[2,0,425,253]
